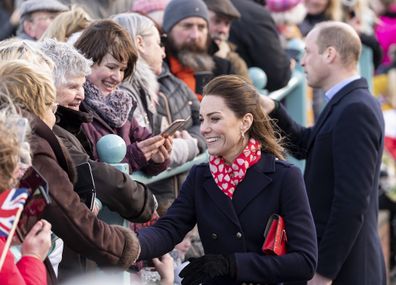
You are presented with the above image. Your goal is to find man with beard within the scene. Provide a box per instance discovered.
[162,0,234,101]
[203,0,250,81]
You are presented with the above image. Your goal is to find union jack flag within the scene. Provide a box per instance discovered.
[0,188,29,237]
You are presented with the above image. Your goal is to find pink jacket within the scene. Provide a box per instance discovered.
[375,15,396,64]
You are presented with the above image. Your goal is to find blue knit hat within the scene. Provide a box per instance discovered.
[163,0,208,33]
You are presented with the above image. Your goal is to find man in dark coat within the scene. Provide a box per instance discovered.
[229,0,292,91]
[262,21,386,284]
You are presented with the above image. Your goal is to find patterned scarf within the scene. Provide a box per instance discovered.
[83,80,135,128]
[209,138,262,199]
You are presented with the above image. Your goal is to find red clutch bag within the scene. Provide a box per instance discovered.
[261,214,287,256]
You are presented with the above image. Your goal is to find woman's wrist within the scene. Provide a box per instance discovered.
[22,253,43,261]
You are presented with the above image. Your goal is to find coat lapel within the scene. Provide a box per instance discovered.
[233,154,274,215]
[307,78,368,150]
[203,171,241,227]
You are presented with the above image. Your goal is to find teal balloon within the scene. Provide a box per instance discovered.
[248,67,267,90]
[287,38,304,52]
[96,134,127,163]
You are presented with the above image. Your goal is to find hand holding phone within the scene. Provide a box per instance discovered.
[21,219,52,261]
[160,117,190,138]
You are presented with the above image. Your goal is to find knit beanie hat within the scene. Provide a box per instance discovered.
[20,0,69,17]
[163,0,208,33]
[131,0,171,15]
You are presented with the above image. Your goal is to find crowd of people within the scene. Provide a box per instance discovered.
[0,0,393,284]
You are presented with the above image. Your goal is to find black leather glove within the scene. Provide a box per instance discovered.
[179,254,236,285]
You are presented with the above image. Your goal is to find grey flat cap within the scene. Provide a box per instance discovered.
[203,0,240,19]
[20,0,69,17]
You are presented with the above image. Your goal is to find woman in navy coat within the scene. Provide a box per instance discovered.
[137,75,317,285]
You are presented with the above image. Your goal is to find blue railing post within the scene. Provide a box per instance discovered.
[359,46,373,92]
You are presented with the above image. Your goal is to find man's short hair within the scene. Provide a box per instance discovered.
[315,21,362,66]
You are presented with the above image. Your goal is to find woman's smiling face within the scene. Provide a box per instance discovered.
[87,53,127,96]
[200,95,244,164]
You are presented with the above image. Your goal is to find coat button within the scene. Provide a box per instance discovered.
[236,232,242,239]
[211,233,218,240]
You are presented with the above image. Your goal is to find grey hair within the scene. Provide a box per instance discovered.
[112,12,156,40]
[39,38,92,87]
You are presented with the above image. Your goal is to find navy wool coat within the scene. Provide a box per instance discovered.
[271,78,386,284]
[138,153,317,284]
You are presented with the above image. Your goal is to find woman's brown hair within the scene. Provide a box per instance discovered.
[74,19,137,80]
[203,75,284,159]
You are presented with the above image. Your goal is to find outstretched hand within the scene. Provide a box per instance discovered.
[153,254,174,285]
[179,254,236,285]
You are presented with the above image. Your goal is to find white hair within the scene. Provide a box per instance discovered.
[39,38,92,87]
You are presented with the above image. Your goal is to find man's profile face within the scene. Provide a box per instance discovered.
[208,11,231,41]
[24,10,59,40]
[168,17,208,53]
[301,29,329,89]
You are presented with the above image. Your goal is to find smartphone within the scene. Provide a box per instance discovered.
[16,167,51,241]
[160,117,190,138]
[75,162,96,210]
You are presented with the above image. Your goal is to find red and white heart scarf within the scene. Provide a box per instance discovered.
[209,138,262,199]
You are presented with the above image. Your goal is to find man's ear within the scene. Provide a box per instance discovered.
[325,46,337,63]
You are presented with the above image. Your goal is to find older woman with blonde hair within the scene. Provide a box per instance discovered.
[0,58,142,283]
